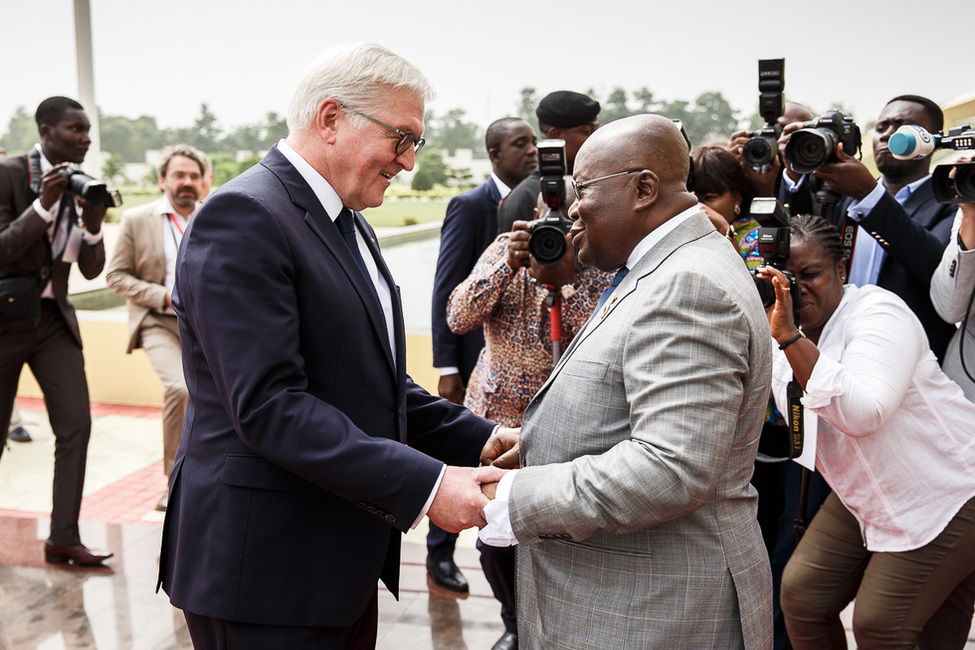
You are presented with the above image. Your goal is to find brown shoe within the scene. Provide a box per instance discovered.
[155,489,169,512]
[44,541,113,566]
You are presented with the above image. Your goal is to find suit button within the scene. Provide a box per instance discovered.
[385,514,396,523]
[367,506,378,514]
[358,502,368,510]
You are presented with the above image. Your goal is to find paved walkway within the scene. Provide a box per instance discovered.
[0,397,504,649]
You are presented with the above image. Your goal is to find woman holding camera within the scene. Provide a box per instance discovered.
[757,215,975,649]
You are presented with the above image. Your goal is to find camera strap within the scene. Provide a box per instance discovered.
[28,148,43,196]
[786,376,804,459]
[840,216,858,279]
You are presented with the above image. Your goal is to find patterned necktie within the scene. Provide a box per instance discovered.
[593,266,629,315]
[335,208,379,302]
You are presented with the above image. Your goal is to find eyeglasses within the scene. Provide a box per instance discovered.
[571,169,645,201]
[340,103,425,156]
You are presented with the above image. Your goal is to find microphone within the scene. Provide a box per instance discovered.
[888,125,939,160]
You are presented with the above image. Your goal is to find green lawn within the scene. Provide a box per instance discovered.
[110,190,449,228]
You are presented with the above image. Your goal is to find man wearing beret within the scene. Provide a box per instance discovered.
[497,91,599,233]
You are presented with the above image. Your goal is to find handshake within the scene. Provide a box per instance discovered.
[426,427,520,533]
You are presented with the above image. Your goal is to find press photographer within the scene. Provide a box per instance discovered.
[756,214,975,649]
[0,96,113,567]
[783,94,957,361]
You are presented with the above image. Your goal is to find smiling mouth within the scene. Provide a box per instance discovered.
[380,171,393,180]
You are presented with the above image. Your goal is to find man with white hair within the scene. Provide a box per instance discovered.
[158,43,511,648]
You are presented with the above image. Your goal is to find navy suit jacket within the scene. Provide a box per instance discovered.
[837,177,956,360]
[431,179,502,381]
[158,146,494,628]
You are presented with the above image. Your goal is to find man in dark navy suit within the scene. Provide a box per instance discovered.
[427,117,536,594]
[158,43,513,649]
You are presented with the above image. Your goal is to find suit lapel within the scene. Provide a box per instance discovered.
[261,147,398,378]
[529,213,715,403]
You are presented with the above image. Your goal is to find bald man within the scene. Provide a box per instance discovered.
[481,115,773,648]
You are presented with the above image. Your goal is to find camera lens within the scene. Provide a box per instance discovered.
[955,165,975,202]
[742,137,775,169]
[787,130,835,174]
[528,225,568,266]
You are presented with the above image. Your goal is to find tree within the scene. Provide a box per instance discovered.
[0,106,38,155]
[516,87,539,133]
[102,154,126,184]
[430,109,480,156]
[601,87,632,124]
[101,114,166,162]
[411,148,449,191]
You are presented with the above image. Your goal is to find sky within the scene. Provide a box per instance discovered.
[2,0,973,144]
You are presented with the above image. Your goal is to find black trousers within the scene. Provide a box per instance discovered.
[0,301,91,546]
[183,591,378,650]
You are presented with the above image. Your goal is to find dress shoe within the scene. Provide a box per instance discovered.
[8,426,31,442]
[44,540,113,567]
[426,557,469,592]
[155,489,169,512]
[491,631,518,650]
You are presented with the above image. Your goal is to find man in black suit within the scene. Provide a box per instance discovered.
[0,96,112,567]
[790,94,956,360]
[158,43,513,648]
[427,116,536,595]
[497,91,600,233]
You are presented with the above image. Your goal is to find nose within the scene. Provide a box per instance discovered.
[396,146,416,172]
[567,198,580,221]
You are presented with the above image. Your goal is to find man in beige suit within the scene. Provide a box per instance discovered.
[106,145,206,510]
[481,115,773,648]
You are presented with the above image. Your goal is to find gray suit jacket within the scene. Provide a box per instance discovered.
[931,209,974,399]
[510,212,773,649]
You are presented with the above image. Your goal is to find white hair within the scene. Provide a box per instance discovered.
[287,43,435,134]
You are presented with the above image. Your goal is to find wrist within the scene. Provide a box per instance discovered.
[777,330,805,350]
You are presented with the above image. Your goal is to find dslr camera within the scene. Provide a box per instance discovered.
[749,197,800,321]
[525,139,572,266]
[60,165,123,208]
[785,110,862,174]
[741,58,785,173]
[888,124,975,204]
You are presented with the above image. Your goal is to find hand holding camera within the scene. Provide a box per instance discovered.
[38,163,71,211]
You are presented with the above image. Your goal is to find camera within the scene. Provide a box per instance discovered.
[60,165,123,208]
[526,139,572,266]
[785,110,862,174]
[887,124,975,204]
[749,197,800,320]
[742,59,785,173]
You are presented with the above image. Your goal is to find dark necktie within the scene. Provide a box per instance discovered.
[593,266,629,315]
[336,208,380,302]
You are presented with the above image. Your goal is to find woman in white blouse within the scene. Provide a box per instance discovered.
[757,214,975,649]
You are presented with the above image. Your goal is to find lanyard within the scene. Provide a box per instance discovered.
[167,212,185,237]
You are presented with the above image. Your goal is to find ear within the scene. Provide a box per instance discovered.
[633,170,659,211]
[488,147,500,164]
[38,123,53,142]
[158,174,165,191]
[315,99,342,145]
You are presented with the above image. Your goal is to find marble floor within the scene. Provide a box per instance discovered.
[0,398,505,649]
[3,397,974,649]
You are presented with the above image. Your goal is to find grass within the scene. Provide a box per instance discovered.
[110,190,451,228]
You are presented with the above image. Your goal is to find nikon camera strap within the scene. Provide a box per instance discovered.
[786,376,804,459]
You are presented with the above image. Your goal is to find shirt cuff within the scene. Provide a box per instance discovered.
[437,367,460,377]
[31,198,57,223]
[411,464,446,530]
[848,182,885,221]
[802,353,845,410]
[478,469,519,547]
[82,229,104,244]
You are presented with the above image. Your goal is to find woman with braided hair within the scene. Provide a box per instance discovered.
[757,214,975,648]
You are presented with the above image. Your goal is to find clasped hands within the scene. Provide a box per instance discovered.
[426,427,520,533]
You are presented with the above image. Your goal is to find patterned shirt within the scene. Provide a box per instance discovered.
[447,233,614,426]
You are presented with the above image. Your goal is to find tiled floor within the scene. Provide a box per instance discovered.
[0,398,506,649]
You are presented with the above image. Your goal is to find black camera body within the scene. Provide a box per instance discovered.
[933,162,975,204]
[526,139,572,267]
[785,110,861,174]
[749,198,800,320]
[60,165,123,208]
[742,59,785,173]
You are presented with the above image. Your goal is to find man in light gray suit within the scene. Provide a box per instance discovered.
[480,114,774,648]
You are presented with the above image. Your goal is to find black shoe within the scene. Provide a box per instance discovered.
[491,631,518,650]
[8,426,31,443]
[426,557,469,592]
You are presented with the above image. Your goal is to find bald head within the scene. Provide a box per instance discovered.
[568,115,698,272]
[577,114,693,195]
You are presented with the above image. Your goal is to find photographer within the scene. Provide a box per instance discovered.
[447,219,612,649]
[689,145,759,261]
[932,158,975,399]
[783,95,956,361]
[757,215,975,649]
[0,96,112,566]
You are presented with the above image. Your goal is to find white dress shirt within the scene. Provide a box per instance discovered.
[771,284,975,552]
